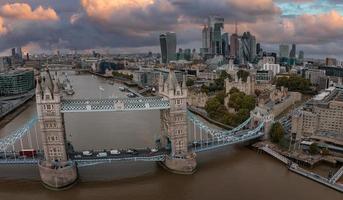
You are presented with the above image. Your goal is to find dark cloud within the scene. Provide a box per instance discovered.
[0,0,342,59]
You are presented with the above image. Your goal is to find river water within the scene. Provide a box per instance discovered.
[0,72,341,200]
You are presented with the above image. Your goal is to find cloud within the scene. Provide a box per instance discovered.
[0,0,342,59]
[0,16,6,34]
[0,3,59,21]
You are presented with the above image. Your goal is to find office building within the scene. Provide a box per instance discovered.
[292,86,343,148]
[279,44,289,58]
[0,69,35,97]
[289,44,296,58]
[240,32,256,64]
[230,33,240,59]
[298,50,304,60]
[221,32,229,57]
[160,32,177,64]
[326,57,337,66]
[262,63,280,76]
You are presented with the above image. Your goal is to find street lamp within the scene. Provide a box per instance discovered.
[99,86,104,99]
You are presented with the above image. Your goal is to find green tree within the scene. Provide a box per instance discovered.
[205,97,221,118]
[229,87,240,94]
[275,75,310,93]
[270,122,284,143]
[309,143,319,155]
[237,70,250,82]
[186,79,195,87]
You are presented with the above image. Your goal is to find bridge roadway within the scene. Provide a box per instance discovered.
[192,124,265,153]
[0,148,169,165]
[61,97,170,112]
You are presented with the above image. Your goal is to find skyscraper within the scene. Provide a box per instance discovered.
[289,44,296,58]
[230,34,239,58]
[230,22,239,59]
[201,16,224,57]
[241,32,256,64]
[298,50,304,60]
[160,32,177,64]
[221,32,229,57]
[279,44,289,58]
[201,25,209,55]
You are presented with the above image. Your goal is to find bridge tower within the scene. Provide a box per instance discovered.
[158,69,197,174]
[36,69,78,190]
[250,107,274,139]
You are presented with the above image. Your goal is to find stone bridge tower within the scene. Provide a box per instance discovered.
[250,107,274,139]
[36,69,78,189]
[158,69,196,174]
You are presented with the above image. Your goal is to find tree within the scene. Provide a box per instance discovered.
[309,143,319,155]
[186,79,195,87]
[270,122,284,143]
[229,87,240,94]
[275,75,310,93]
[237,70,250,82]
[255,89,262,97]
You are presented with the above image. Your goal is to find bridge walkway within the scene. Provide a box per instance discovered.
[259,145,289,164]
[330,165,343,183]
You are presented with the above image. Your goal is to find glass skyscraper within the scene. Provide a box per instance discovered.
[160,32,177,64]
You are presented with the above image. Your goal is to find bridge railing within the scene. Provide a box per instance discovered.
[0,116,38,152]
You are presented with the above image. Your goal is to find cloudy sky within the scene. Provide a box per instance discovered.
[0,0,343,59]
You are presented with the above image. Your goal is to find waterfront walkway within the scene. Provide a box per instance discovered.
[259,144,343,193]
[259,145,289,164]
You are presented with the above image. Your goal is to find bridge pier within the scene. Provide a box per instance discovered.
[160,154,197,174]
[38,160,78,190]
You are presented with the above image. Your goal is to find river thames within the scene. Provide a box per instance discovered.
[0,72,341,200]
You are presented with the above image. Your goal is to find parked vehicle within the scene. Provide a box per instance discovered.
[74,154,82,159]
[96,152,108,158]
[19,149,37,157]
[127,149,138,155]
[150,148,158,153]
[110,149,121,155]
[82,151,92,156]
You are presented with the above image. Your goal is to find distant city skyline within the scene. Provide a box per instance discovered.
[0,0,343,59]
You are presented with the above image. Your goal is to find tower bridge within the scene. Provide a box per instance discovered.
[0,68,272,190]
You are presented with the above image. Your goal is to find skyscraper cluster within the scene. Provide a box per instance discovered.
[278,44,304,65]
[201,16,257,64]
[201,16,227,58]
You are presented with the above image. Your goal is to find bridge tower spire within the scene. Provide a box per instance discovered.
[159,69,196,174]
[36,69,78,190]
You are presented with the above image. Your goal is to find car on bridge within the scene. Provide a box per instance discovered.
[127,149,138,155]
[110,149,121,155]
[150,148,158,153]
[74,154,82,159]
[82,151,92,156]
[96,152,108,158]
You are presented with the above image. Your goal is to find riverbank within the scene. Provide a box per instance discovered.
[255,143,343,193]
[0,97,35,129]
[188,106,234,130]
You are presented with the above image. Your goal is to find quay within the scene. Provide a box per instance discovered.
[258,145,343,193]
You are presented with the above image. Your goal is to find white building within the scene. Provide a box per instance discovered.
[262,63,280,76]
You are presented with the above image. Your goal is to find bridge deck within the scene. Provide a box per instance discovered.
[61,97,170,112]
